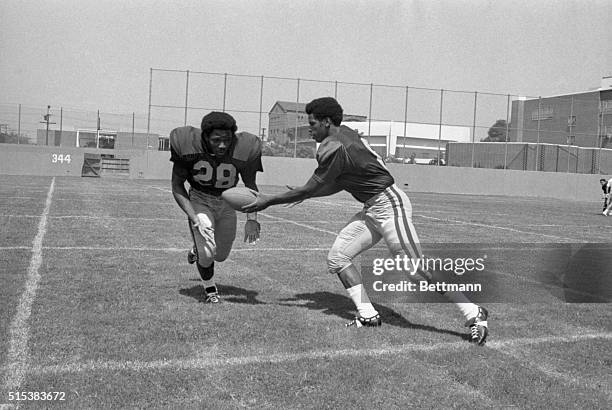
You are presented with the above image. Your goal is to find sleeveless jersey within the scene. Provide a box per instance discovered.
[312,125,394,202]
[170,126,263,196]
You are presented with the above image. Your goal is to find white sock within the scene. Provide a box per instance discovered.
[202,279,217,293]
[443,291,479,319]
[346,284,378,318]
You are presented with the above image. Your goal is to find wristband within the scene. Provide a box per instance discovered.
[247,212,258,221]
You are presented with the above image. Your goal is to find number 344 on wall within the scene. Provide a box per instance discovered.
[51,154,72,164]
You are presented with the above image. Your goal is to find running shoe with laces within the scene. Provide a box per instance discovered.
[465,306,488,345]
[345,314,382,328]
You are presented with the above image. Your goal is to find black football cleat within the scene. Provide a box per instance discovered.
[345,314,382,328]
[465,306,489,345]
[204,286,220,304]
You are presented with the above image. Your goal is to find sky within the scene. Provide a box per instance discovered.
[1,0,611,135]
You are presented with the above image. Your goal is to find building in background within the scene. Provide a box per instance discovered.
[268,101,366,145]
[510,76,612,148]
[267,100,471,161]
[343,121,471,162]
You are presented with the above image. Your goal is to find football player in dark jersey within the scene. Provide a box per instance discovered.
[601,178,612,215]
[244,97,489,344]
[170,112,263,303]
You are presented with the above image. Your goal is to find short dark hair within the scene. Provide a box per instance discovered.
[600,178,607,183]
[305,97,343,126]
[201,111,237,137]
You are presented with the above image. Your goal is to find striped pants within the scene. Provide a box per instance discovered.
[327,184,422,274]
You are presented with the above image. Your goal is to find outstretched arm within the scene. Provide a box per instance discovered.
[283,182,342,208]
[242,176,339,213]
[305,182,342,198]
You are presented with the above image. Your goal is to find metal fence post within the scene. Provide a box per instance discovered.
[258,76,264,140]
[222,73,228,112]
[60,107,63,144]
[437,89,444,166]
[294,78,300,158]
[368,83,373,140]
[403,86,409,162]
[567,96,574,173]
[96,109,100,149]
[17,104,21,144]
[132,112,135,147]
[471,91,477,167]
[504,94,510,169]
[147,67,152,152]
[184,70,190,126]
[536,96,542,171]
[597,93,603,174]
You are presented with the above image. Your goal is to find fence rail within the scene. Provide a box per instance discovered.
[2,68,610,175]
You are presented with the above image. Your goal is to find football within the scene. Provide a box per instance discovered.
[221,187,258,210]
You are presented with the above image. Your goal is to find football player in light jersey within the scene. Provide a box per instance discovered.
[601,178,612,215]
[170,112,263,303]
[243,97,489,345]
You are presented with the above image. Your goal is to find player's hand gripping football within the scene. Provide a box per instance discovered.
[244,220,261,244]
[241,192,270,213]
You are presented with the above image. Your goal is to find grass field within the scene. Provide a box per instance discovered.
[1,175,611,409]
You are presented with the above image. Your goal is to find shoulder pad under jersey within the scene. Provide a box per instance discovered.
[316,137,343,164]
[233,132,262,162]
[169,126,203,158]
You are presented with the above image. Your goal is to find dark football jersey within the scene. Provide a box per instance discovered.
[603,181,611,195]
[170,126,263,196]
[312,125,394,202]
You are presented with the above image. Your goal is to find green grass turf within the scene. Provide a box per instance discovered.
[1,176,611,408]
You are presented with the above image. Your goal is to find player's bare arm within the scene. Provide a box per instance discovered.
[304,181,342,198]
[242,177,334,213]
[171,164,198,224]
[239,167,261,243]
[283,182,342,208]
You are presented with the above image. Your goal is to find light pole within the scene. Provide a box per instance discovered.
[40,105,55,145]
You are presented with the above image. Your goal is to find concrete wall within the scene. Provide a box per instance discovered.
[387,163,599,201]
[0,143,606,201]
[0,143,141,177]
[0,143,87,176]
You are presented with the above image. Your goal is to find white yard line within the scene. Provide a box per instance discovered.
[269,197,585,241]
[0,214,339,224]
[0,246,330,252]
[2,178,55,395]
[21,332,612,377]
[489,340,612,401]
[138,184,582,241]
[259,212,338,235]
[418,215,583,242]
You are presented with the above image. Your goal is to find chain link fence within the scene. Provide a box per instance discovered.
[2,69,610,174]
[0,103,156,149]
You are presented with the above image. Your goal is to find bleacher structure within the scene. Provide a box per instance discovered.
[81,153,130,177]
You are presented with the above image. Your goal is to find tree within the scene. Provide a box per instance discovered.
[481,119,509,142]
[0,131,29,144]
